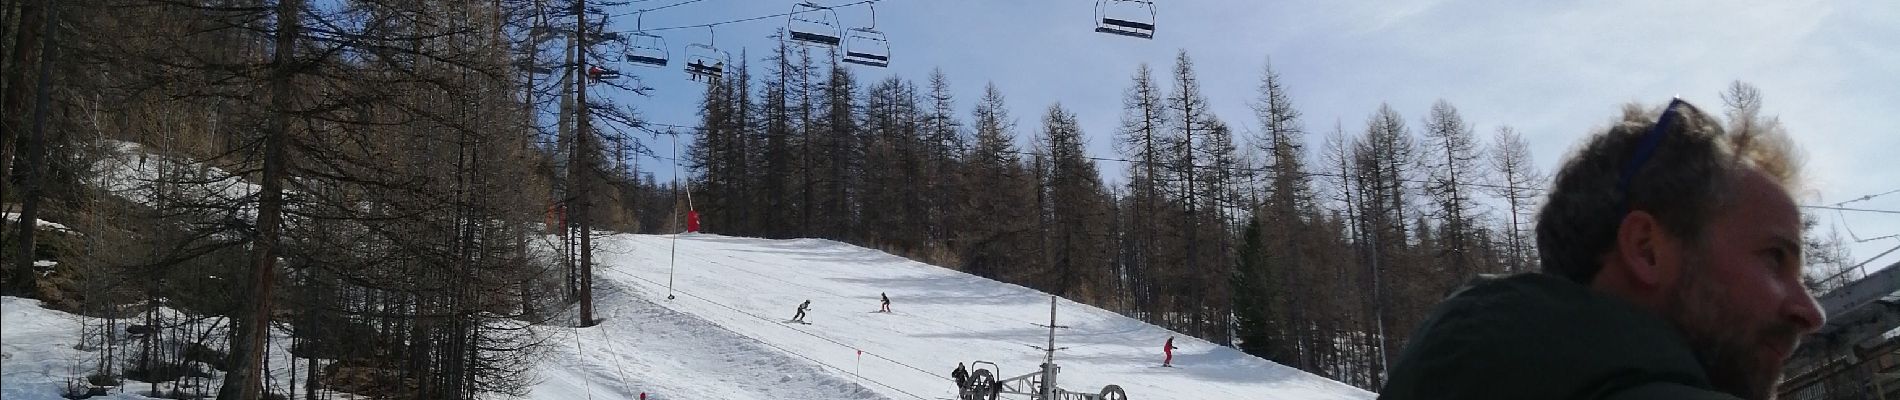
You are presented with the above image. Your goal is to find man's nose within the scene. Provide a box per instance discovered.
[1787,283,1826,335]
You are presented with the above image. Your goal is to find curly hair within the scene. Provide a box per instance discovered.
[1536,100,1802,283]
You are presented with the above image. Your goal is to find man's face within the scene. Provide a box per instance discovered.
[1665,168,1826,400]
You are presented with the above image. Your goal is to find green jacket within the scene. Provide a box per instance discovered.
[1377,273,1738,400]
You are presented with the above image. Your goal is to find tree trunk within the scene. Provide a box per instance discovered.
[1,0,46,297]
[217,0,300,397]
[572,0,594,327]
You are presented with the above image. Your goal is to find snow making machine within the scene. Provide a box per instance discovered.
[958,296,1129,400]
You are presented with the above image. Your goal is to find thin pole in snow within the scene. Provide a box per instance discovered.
[667,130,680,300]
[681,133,695,212]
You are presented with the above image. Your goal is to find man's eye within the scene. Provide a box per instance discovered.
[1765,248,1794,272]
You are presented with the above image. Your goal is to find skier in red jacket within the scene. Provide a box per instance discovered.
[1163,336,1179,367]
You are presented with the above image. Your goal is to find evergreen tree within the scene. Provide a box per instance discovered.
[810,56,858,239]
[861,75,929,250]
[757,34,798,238]
[1355,104,1419,386]
[1232,216,1274,358]
[921,68,965,252]
[1113,63,1170,322]
[1236,59,1319,367]
[1163,50,1225,339]
[1038,103,1113,301]
[959,83,1033,280]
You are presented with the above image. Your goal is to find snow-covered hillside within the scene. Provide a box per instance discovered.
[3,233,1374,400]
[536,233,1373,400]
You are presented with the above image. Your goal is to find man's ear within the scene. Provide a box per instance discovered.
[1615,211,1676,288]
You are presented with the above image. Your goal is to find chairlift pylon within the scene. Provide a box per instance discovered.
[787,1,843,46]
[685,27,729,82]
[841,3,890,68]
[1095,0,1156,39]
[626,12,669,67]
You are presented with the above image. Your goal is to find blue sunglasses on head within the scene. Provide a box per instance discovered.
[1616,98,1689,209]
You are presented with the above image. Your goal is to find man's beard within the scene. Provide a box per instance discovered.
[1667,254,1804,400]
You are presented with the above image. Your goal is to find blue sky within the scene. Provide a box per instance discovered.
[585,0,1900,270]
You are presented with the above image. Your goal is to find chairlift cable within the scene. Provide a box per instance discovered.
[1829,208,1900,245]
[1850,242,1900,271]
[611,0,713,17]
[621,0,879,33]
[1831,187,1900,207]
[1803,205,1900,215]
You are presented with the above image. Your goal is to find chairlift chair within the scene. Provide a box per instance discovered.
[842,30,889,67]
[1095,0,1156,39]
[685,45,728,81]
[589,65,621,81]
[684,27,729,82]
[787,1,843,46]
[626,34,669,67]
[625,12,669,67]
[841,4,889,68]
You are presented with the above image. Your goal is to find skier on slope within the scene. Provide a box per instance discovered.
[792,299,812,323]
[880,292,891,313]
[1162,336,1179,367]
[951,362,969,393]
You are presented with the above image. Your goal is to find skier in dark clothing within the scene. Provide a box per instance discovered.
[792,299,811,322]
[951,362,969,393]
[880,292,891,313]
[1378,100,1825,400]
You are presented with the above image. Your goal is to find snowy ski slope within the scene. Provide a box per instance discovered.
[539,233,1374,400]
[0,232,1374,400]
